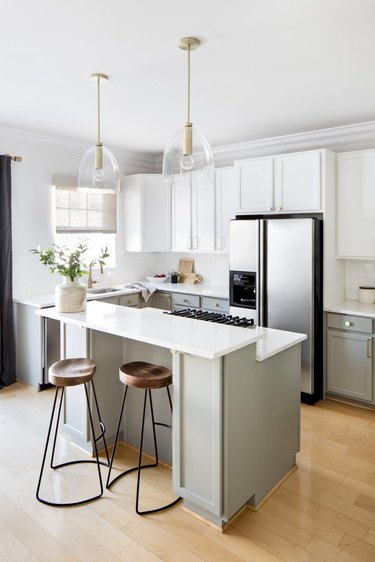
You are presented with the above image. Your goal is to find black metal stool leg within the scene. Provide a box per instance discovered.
[135,387,182,515]
[36,386,60,503]
[50,386,65,468]
[84,382,104,502]
[91,379,110,466]
[106,384,128,488]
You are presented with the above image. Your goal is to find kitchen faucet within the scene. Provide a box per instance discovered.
[87,260,99,288]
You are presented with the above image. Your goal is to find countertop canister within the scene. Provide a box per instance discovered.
[358,286,375,304]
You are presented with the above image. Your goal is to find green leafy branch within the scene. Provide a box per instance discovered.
[30,242,109,283]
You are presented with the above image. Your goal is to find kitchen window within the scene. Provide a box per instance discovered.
[53,175,117,266]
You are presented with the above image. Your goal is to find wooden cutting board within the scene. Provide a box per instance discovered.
[178,258,194,275]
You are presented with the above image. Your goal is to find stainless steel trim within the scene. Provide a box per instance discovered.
[258,220,264,326]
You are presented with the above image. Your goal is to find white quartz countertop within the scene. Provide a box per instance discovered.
[36,301,306,361]
[14,282,229,309]
[325,299,375,319]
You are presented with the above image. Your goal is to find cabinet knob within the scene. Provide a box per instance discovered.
[344,321,352,327]
[268,207,273,211]
[215,303,220,307]
[183,299,188,303]
[276,206,282,211]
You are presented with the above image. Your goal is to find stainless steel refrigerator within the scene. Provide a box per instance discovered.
[229,217,323,404]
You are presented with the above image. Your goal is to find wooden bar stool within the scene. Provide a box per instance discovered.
[106,361,181,515]
[36,358,109,507]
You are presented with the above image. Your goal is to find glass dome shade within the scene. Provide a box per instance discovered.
[162,125,214,183]
[78,145,121,193]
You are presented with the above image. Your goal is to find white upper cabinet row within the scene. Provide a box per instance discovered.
[235,150,322,214]
[336,150,375,259]
[124,149,326,253]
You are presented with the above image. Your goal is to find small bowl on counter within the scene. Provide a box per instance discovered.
[145,275,168,284]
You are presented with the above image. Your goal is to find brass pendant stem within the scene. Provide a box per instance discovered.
[97,76,101,146]
[95,143,103,170]
[183,123,193,156]
[187,43,191,125]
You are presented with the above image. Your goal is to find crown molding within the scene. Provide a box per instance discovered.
[154,121,375,171]
[0,125,155,174]
[4,121,375,174]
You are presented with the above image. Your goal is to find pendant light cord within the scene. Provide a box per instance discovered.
[97,76,101,145]
[187,43,191,124]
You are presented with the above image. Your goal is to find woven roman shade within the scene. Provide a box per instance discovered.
[53,175,117,233]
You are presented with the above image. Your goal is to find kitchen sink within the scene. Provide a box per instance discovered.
[87,287,123,295]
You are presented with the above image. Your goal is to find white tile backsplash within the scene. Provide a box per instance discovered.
[346,260,375,300]
[14,251,229,296]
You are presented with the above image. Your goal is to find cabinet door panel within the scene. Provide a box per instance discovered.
[274,151,321,211]
[235,157,274,213]
[337,152,375,258]
[171,177,192,251]
[215,167,236,252]
[192,180,215,251]
[327,330,372,402]
[142,176,171,251]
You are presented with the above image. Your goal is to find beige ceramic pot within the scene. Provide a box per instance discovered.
[358,286,375,304]
[55,277,87,312]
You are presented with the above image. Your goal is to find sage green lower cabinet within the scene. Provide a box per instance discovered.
[327,329,373,402]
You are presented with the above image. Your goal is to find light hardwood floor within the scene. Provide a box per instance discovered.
[1,382,375,561]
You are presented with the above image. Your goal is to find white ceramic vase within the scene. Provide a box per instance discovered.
[55,277,87,312]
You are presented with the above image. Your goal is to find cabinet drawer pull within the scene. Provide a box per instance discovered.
[344,321,352,327]
[367,338,372,358]
[183,299,189,303]
[215,303,220,307]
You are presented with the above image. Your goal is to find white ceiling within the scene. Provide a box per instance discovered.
[2,0,375,155]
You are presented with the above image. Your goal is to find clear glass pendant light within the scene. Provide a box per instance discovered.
[78,73,120,193]
[163,37,214,184]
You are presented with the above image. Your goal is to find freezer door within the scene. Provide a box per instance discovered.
[229,220,259,272]
[265,218,314,394]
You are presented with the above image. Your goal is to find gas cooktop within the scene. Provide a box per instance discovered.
[164,309,255,328]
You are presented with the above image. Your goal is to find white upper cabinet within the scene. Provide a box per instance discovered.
[124,174,171,252]
[171,174,215,252]
[235,150,322,214]
[235,156,274,213]
[337,150,375,259]
[274,151,321,212]
[215,167,237,252]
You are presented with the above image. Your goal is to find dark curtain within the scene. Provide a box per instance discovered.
[0,155,16,387]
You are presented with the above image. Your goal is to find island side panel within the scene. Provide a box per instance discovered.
[61,324,125,451]
[223,342,301,518]
[172,352,222,518]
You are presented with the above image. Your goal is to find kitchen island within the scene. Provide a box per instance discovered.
[36,300,306,529]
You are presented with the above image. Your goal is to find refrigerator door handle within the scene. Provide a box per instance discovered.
[259,220,264,326]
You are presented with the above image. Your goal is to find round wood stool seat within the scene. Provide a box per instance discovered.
[119,361,172,389]
[48,358,96,387]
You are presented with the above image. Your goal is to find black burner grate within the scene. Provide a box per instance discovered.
[164,309,254,328]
